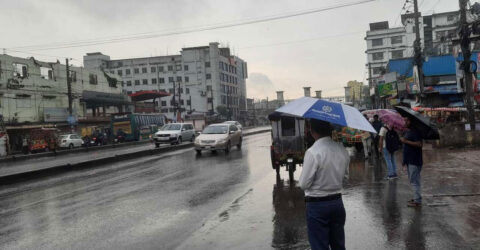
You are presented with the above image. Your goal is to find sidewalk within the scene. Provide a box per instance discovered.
[178,146,480,249]
[0,127,271,182]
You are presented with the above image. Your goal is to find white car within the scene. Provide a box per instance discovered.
[59,134,84,149]
[153,123,195,147]
[223,121,243,130]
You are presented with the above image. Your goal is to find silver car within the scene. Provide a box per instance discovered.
[224,121,243,130]
[153,123,195,147]
[59,134,84,149]
[194,124,242,154]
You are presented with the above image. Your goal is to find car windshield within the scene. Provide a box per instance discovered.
[162,124,181,131]
[203,126,228,134]
[60,135,69,139]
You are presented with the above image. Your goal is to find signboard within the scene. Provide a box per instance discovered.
[82,91,130,105]
[378,82,396,96]
[44,108,76,122]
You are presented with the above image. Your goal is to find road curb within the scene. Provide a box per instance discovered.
[0,129,271,184]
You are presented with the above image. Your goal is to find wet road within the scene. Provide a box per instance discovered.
[1,133,480,249]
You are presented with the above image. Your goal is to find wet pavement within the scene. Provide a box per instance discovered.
[1,133,479,249]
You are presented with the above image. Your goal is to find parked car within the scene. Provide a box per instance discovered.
[224,121,243,130]
[153,123,195,147]
[194,123,242,154]
[59,134,84,149]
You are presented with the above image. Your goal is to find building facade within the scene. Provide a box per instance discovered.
[84,42,248,120]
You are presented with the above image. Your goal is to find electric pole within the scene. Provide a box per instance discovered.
[66,58,72,115]
[413,0,425,98]
[172,81,176,121]
[460,0,476,130]
[177,81,182,122]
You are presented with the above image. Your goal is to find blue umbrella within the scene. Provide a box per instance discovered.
[275,97,377,133]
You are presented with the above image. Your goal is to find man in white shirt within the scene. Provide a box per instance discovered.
[299,119,350,250]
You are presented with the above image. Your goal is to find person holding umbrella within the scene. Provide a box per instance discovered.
[275,97,377,250]
[400,116,424,207]
[395,106,439,207]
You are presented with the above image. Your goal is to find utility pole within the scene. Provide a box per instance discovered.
[210,87,214,114]
[66,58,72,115]
[460,0,476,130]
[177,81,182,122]
[227,87,231,120]
[413,0,425,97]
[172,81,176,121]
[368,63,375,109]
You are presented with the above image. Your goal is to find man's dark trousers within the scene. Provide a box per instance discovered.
[306,198,346,250]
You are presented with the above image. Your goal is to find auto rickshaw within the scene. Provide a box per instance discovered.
[268,112,307,182]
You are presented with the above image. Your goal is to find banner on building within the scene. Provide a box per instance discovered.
[44,108,77,122]
[377,72,397,97]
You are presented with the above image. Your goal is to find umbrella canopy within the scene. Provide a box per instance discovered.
[362,109,405,131]
[394,106,440,140]
[276,97,377,133]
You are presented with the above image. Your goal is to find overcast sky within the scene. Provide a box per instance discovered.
[1,0,461,100]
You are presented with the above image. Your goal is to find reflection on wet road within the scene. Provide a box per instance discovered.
[1,133,480,249]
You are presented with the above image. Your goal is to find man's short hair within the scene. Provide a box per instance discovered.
[310,119,332,137]
[373,114,379,119]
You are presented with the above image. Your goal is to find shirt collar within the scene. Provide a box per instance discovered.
[314,136,331,146]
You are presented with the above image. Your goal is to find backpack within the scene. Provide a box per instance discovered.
[385,127,400,153]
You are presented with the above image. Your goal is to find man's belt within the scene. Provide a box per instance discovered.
[305,193,342,202]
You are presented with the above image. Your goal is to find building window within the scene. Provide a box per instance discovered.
[168,65,173,71]
[126,81,132,86]
[372,38,383,47]
[185,76,189,82]
[151,67,156,73]
[206,73,211,79]
[187,100,191,105]
[142,67,147,73]
[180,100,184,105]
[176,76,182,82]
[179,88,184,94]
[126,69,131,75]
[70,71,77,82]
[207,98,213,103]
[207,85,212,91]
[135,80,140,85]
[159,78,165,83]
[40,67,53,80]
[152,78,157,84]
[169,88,174,93]
[89,74,98,84]
[161,101,167,106]
[134,68,139,74]
[205,62,211,68]
[391,50,404,59]
[372,52,384,61]
[186,88,190,94]
[391,36,403,44]
[142,79,148,85]
[158,66,164,72]
[372,67,384,75]
[12,63,28,78]
[168,77,174,83]
[184,65,189,71]
[117,69,123,76]
[161,108,168,113]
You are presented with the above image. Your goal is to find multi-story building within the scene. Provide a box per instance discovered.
[345,80,364,104]
[0,54,128,151]
[84,42,248,120]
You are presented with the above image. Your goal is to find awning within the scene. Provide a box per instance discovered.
[423,84,459,95]
[82,91,131,105]
[129,90,170,102]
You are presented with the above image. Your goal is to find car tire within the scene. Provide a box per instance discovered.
[177,137,182,145]
[155,143,160,148]
[237,138,242,149]
[69,143,74,149]
[225,141,231,154]
[191,135,195,142]
[196,149,202,155]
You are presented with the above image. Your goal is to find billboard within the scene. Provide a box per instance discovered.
[43,107,76,122]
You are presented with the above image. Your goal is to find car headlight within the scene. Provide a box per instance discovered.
[218,138,227,143]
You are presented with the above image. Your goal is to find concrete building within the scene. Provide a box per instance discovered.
[345,80,364,104]
[0,54,128,152]
[84,42,248,121]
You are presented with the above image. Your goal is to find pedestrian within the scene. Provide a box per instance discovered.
[378,123,400,179]
[361,115,372,159]
[299,119,350,250]
[371,115,383,158]
[400,116,423,207]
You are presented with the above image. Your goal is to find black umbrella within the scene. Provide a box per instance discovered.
[394,106,440,140]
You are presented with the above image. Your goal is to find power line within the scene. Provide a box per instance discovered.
[6,0,376,52]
